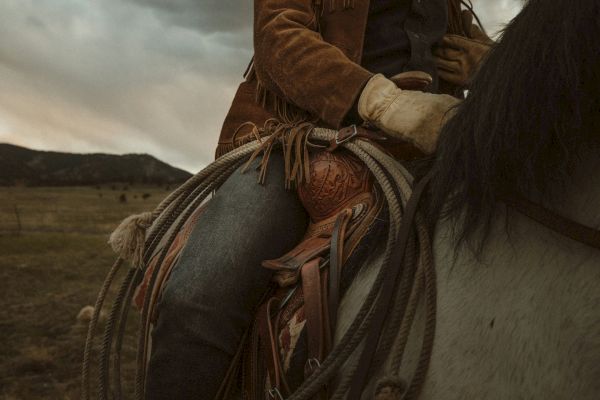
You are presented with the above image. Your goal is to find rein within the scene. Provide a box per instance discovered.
[504,195,600,250]
[347,172,435,399]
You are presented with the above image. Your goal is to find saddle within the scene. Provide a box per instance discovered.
[250,149,383,399]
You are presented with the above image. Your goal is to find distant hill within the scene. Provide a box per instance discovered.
[0,143,192,186]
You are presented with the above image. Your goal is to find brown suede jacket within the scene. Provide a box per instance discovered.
[216,0,473,158]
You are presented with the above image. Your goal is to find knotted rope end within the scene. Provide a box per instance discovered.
[108,211,155,268]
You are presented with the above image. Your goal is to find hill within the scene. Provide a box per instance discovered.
[0,143,192,186]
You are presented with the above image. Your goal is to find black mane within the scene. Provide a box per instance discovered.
[428,0,600,250]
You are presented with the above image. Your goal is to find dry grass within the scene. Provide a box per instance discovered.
[0,185,170,234]
[0,185,167,399]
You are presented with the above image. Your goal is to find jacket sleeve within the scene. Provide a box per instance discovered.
[253,0,373,128]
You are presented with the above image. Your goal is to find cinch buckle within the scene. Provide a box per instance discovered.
[335,124,359,145]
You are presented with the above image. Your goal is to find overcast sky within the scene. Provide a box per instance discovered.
[0,0,522,172]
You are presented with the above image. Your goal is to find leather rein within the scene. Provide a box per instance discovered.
[503,195,600,250]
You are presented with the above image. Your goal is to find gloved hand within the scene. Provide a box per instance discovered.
[434,10,494,87]
[358,74,461,154]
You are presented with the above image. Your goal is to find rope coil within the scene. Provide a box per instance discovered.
[82,126,436,400]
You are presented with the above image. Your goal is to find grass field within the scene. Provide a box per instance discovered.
[0,185,168,399]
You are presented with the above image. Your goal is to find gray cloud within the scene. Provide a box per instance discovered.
[0,0,521,172]
[0,0,253,171]
[128,0,253,34]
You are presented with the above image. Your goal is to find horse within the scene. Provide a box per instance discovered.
[334,0,600,398]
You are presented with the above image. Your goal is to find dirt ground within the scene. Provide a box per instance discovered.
[0,185,167,399]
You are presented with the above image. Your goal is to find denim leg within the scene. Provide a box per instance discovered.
[145,153,308,399]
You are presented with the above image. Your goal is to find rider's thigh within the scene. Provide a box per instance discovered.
[153,151,308,354]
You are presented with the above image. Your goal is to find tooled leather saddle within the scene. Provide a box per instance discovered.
[245,148,384,400]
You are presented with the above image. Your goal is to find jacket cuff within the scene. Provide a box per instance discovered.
[326,68,373,129]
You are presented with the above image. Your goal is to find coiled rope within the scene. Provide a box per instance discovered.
[81,126,436,400]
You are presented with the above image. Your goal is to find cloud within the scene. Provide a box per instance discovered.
[0,0,521,172]
[0,0,254,171]
[127,0,252,34]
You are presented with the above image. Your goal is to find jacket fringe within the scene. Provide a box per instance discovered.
[328,0,355,12]
[239,119,319,189]
[216,61,316,160]
[255,80,310,126]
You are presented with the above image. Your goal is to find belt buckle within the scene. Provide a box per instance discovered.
[335,124,359,145]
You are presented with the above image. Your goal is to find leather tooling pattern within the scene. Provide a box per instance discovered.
[298,150,372,222]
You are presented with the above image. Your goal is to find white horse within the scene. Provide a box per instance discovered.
[336,0,600,397]
[337,151,600,399]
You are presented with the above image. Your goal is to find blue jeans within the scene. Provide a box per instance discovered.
[145,153,308,399]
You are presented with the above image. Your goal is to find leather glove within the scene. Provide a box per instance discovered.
[434,10,494,87]
[358,74,461,154]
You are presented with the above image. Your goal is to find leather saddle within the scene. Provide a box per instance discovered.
[242,148,383,400]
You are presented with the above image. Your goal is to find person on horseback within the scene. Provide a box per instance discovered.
[144,1,492,398]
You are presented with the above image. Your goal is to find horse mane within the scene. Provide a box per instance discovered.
[428,0,600,251]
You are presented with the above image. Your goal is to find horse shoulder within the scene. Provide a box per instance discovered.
[415,210,600,399]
